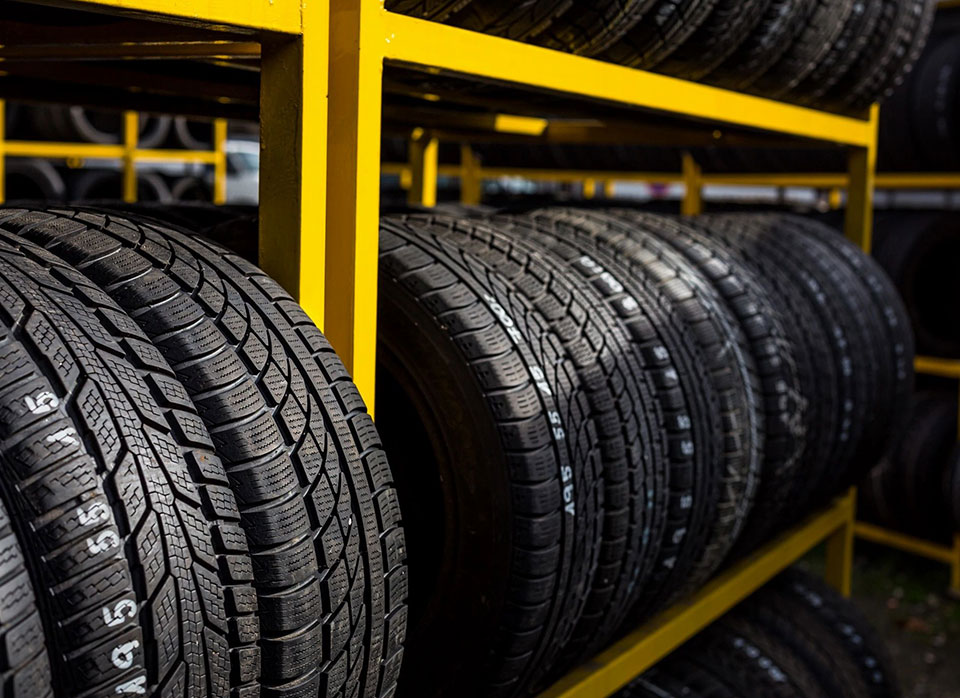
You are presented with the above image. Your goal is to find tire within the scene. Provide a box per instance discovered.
[911,36,960,172]
[654,0,772,81]
[771,569,900,698]
[793,0,885,105]
[706,0,813,90]
[686,616,825,698]
[0,497,53,698]
[736,585,873,698]
[0,223,257,697]
[619,657,739,698]
[172,117,215,151]
[707,214,876,507]
[751,0,856,98]
[389,0,574,42]
[4,160,66,203]
[511,209,728,616]
[170,176,213,202]
[600,0,722,70]
[533,0,659,57]
[33,106,170,148]
[695,216,839,535]
[785,215,914,482]
[0,208,406,698]
[617,213,807,559]
[468,214,668,669]
[824,0,935,112]
[944,444,960,531]
[561,210,763,590]
[873,212,960,358]
[377,215,603,698]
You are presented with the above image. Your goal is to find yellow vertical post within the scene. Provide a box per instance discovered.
[212,118,228,205]
[408,130,439,207]
[327,0,385,409]
[583,178,598,199]
[0,100,6,205]
[844,104,879,253]
[259,0,328,327]
[460,144,482,205]
[828,187,843,210]
[603,180,616,198]
[681,152,703,216]
[122,111,138,203]
[825,488,857,597]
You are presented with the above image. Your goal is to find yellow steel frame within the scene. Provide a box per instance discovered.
[0,99,228,205]
[9,2,875,694]
[850,356,960,598]
[540,491,857,698]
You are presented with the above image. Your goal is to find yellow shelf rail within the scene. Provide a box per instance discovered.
[538,490,857,698]
[0,100,228,205]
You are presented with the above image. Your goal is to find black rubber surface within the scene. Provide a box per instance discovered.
[560,210,763,591]
[772,569,901,698]
[0,496,52,698]
[619,212,807,558]
[388,0,574,41]
[0,223,257,698]
[534,0,659,57]
[378,215,603,698]
[751,0,856,97]
[468,214,669,668]
[600,0,722,69]
[707,0,813,90]
[696,215,841,538]
[508,209,727,617]
[654,0,772,80]
[0,208,406,698]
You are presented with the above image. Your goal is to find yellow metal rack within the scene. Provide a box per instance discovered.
[0,101,228,205]
[1,2,877,695]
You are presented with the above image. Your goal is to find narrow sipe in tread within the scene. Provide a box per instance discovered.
[0,495,53,698]
[0,208,406,698]
[0,227,251,698]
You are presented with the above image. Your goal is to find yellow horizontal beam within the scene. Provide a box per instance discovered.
[854,522,958,564]
[57,0,301,33]
[133,149,218,164]
[381,11,874,148]
[5,141,218,164]
[538,492,855,698]
[5,141,125,159]
[915,356,960,379]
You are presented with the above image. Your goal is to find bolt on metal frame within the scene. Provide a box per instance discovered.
[0,100,228,205]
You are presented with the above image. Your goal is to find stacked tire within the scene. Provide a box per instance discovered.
[860,389,960,539]
[617,567,901,698]
[0,206,407,698]
[376,209,912,697]
[384,0,935,111]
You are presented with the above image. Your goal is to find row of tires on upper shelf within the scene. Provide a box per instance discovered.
[375,207,912,696]
[0,200,908,698]
[388,0,934,113]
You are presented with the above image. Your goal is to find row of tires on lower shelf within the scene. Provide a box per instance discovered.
[618,567,899,698]
[0,202,908,698]
[375,208,912,696]
[388,0,933,112]
[5,159,213,203]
